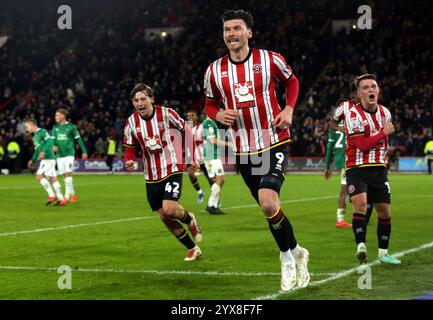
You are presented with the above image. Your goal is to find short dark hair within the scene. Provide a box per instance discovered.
[130,83,154,100]
[56,108,69,119]
[187,109,199,116]
[354,74,377,89]
[24,118,37,126]
[220,9,254,30]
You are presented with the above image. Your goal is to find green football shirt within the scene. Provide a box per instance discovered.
[52,122,87,157]
[202,117,220,161]
[31,128,55,161]
[325,128,346,170]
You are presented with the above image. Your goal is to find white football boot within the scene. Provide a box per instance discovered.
[294,247,310,288]
[280,252,297,291]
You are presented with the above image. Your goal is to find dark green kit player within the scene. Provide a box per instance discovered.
[52,108,88,203]
[24,119,66,205]
[202,117,230,215]
[324,124,352,228]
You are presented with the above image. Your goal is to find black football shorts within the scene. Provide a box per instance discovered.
[146,172,183,211]
[236,143,288,203]
[346,166,391,204]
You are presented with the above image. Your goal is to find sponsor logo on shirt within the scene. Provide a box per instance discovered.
[233,81,255,109]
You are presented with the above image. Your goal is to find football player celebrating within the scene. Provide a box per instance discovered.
[123,83,203,261]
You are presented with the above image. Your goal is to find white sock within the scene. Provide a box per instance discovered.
[52,181,64,201]
[337,208,345,222]
[378,248,388,257]
[65,176,74,198]
[207,183,221,207]
[40,178,55,198]
[358,242,366,251]
[280,250,295,262]
[291,244,302,258]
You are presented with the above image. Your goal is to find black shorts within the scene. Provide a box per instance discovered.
[236,143,288,203]
[146,173,183,211]
[346,166,391,204]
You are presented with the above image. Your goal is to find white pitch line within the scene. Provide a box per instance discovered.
[200,195,336,212]
[253,240,433,300]
[0,195,336,237]
[0,182,109,190]
[0,216,157,237]
[0,265,336,277]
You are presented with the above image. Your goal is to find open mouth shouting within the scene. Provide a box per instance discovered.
[227,38,240,46]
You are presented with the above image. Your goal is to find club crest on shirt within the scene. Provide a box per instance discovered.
[233,81,255,109]
[158,122,165,129]
[221,71,228,78]
[253,64,262,73]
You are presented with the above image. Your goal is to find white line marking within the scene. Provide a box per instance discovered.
[0,216,157,237]
[201,195,336,212]
[0,182,109,190]
[1,195,335,237]
[252,240,433,300]
[0,265,335,277]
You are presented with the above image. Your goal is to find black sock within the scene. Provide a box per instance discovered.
[176,229,195,250]
[190,176,201,192]
[352,213,367,244]
[266,209,297,252]
[377,217,391,249]
[366,203,374,225]
[180,210,192,225]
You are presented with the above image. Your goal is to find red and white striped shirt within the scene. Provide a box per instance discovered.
[123,106,185,181]
[192,123,204,163]
[333,100,356,123]
[204,48,293,153]
[344,103,391,169]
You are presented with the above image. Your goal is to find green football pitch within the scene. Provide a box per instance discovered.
[0,173,432,300]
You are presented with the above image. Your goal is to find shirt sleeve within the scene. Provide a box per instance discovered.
[168,108,185,131]
[271,52,293,83]
[346,110,365,136]
[325,131,335,170]
[123,119,138,147]
[72,125,88,154]
[333,103,345,122]
[203,64,221,100]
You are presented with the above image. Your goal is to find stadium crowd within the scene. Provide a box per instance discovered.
[1,0,432,171]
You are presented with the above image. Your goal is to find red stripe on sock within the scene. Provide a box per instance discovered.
[378,218,391,225]
[268,209,283,224]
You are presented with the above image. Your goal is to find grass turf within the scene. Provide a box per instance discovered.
[0,173,432,299]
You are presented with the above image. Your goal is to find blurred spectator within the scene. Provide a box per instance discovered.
[424,137,433,174]
[0,136,6,174]
[93,137,106,159]
[6,136,22,173]
[106,135,117,174]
